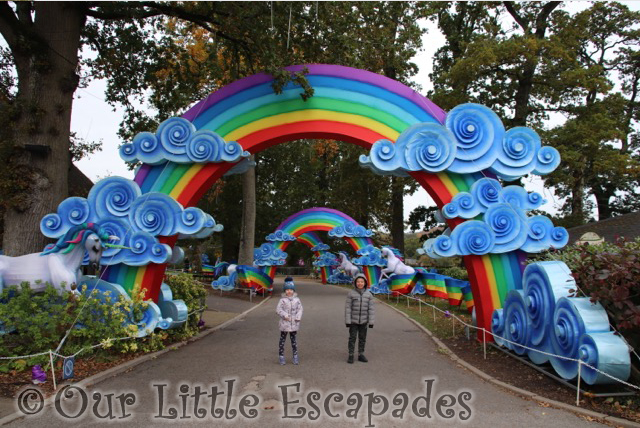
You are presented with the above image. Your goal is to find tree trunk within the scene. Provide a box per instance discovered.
[593,187,614,221]
[391,176,405,254]
[237,155,256,265]
[1,3,84,255]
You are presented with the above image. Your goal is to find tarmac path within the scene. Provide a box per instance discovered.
[7,279,608,427]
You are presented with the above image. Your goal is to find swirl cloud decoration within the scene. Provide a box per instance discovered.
[40,177,222,266]
[359,103,560,181]
[265,230,297,242]
[120,117,250,165]
[492,261,630,385]
[418,179,568,257]
[253,243,287,266]
[310,243,330,252]
[313,252,339,267]
[328,221,373,238]
[352,245,386,267]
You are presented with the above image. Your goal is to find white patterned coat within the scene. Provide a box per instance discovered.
[276,293,303,332]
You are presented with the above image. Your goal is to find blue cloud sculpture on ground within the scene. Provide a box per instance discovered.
[310,243,330,252]
[40,177,222,266]
[265,230,297,242]
[253,243,287,266]
[359,103,560,181]
[492,261,630,385]
[352,245,386,267]
[328,221,373,238]
[120,117,250,165]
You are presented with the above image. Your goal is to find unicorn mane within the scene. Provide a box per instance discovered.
[41,223,108,256]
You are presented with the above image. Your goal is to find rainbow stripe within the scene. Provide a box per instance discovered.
[236,266,273,293]
[389,274,418,295]
[107,64,528,337]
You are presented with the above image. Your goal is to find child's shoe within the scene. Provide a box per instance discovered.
[293,354,299,365]
[279,355,286,365]
[358,354,368,363]
[347,354,354,364]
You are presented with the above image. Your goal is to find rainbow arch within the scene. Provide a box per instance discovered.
[262,207,373,279]
[104,64,527,336]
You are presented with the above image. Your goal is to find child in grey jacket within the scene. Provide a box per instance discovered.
[276,277,303,365]
[345,273,375,363]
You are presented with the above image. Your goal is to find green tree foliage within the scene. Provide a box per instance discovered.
[424,1,640,224]
[0,1,427,257]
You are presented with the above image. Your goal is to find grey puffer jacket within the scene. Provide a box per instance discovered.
[345,275,375,326]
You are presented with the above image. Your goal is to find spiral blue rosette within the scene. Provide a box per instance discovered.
[501,186,545,211]
[40,197,91,238]
[442,192,482,219]
[97,218,131,262]
[402,123,457,172]
[185,130,223,162]
[220,140,248,162]
[453,221,495,255]
[446,104,505,173]
[503,290,530,355]
[253,243,287,266]
[128,192,182,236]
[471,178,502,209]
[88,177,142,220]
[423,236,456,258]
[359,139,403,175]
[578,332,631,385]
[113,231,172,266]
[484,204,527,253]
[550,297,610,379]
[329,221,373,238]
[489,127,541,181]
[311,243,330,252]
[491,309,508,348]
[120,132,163,165]
[522,261,575,364]
[533,146,561,175]
[158,117,193,157]
[212,273,237,291]
[521,216,568,253]
[266,230,297,241]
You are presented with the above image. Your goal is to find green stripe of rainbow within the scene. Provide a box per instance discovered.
[103,64,526,336]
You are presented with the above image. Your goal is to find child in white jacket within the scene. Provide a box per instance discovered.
[276,277,303,365]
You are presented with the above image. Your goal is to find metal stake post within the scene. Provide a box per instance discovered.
[452,317,455,337]
[576,361,582,406]
[419,299,421,314]
[432,306,436,322]
[483,329,487,359]
[406,296,409,308]
[49,350,57,391]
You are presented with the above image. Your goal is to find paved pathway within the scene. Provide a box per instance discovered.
[8,280,608,427]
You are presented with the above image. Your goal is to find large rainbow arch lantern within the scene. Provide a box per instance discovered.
[262,207,376,283]
[97,64,565,339]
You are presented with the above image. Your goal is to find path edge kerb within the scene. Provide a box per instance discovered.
[378,296,640,428]
[0,295,272,426]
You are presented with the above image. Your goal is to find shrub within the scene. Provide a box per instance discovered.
[0,283,141,371]
[437,266,469,281]
[163,273,207,340]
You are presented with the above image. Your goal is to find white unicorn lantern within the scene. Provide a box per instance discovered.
[380,247,415,279]
[0,223,117,293]
[338,252,360,278]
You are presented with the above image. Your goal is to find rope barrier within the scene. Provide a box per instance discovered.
[377,293,640,392]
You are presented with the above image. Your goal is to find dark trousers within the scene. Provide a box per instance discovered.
[279,331,298,356]
[348,324,368,355]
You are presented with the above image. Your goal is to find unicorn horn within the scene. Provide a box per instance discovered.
[104,243,131,250]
